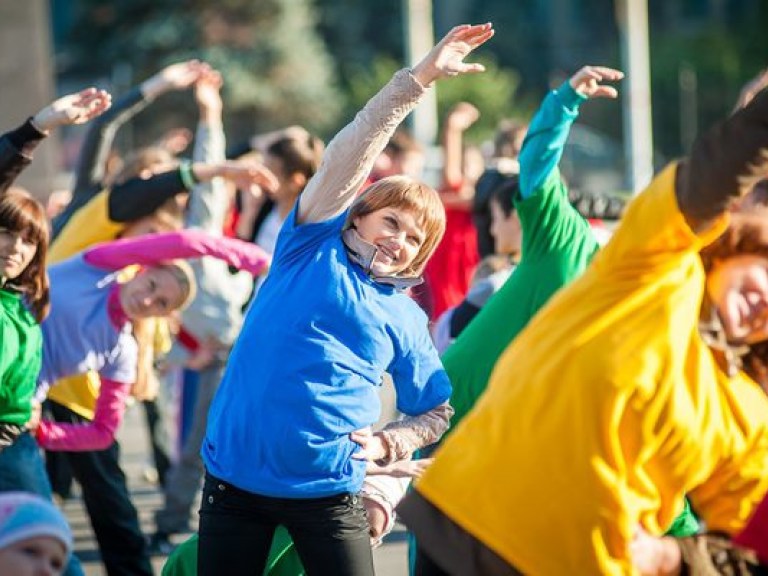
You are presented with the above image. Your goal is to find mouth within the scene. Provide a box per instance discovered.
[0,256,21,268]
[376,244,397,264]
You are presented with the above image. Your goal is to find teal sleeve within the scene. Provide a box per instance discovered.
[519,81,587,199]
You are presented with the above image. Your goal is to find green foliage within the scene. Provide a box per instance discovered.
[435,56,531,144]
[345,55,530,144]
[58,0,344,143]
[649,17,768,157]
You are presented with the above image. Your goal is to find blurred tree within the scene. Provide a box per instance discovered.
[345,55,530,145]
[55,0,343,144]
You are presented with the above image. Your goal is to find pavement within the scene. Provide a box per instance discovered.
[62,385,410,575]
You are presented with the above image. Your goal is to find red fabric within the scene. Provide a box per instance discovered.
[423,205,479,320]
[176,326,201,352]
[223,204,240,238]
[733,491,768,563]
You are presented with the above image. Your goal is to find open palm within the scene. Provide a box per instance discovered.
[412,23,495,86]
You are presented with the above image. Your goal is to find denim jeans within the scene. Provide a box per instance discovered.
[48,402,153,576]
[198,472,374,576]
[0,431,85,576]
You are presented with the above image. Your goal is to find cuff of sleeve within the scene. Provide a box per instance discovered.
[178,160,199,190]
[34,422,50,447]
[7,118,47,155]
[554,81,587,112]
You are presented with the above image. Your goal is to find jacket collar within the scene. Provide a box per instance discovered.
[342,228,423,290]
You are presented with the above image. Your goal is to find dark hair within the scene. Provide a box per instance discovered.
[266,133,324,183]
[385,129,423,157]
[106,146,177,187]
[473,170,520,257]
[0,188,50,322]
[493,120,528,159]
[490,175,520,218]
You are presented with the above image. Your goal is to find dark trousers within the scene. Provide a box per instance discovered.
[198,472,374,576]
[48,401,153,576]
[397,489,522,576]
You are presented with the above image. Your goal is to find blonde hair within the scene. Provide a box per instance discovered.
[154,260,197,312]
[344,175,446,277]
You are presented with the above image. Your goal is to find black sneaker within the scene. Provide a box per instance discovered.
[147,531,176,556]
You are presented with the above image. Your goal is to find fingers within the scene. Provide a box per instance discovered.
[252,166,279,193]
[451,23,494,45]
[592,86,619,99]
[458,62,486,75]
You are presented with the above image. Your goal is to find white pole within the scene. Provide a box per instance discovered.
[403,0,438,147]
[616,0,654,193]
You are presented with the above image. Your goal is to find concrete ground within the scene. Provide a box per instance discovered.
[63,383,410,575]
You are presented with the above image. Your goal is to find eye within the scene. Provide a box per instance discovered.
[157,297,169,311]
[407,235,421,246]
[384,216,398,227]
[148,279,157,292]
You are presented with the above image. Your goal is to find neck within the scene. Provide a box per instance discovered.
[276,197,295,220]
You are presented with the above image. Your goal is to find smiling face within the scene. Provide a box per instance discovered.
[0,227,37,281]
[353,207,426,277]
[0,536,67,576]
[118,266,189,320]
[707,254,768,344]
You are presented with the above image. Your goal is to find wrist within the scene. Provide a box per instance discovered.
[557,81,588,111]
[199,109,223,125]
[140,77,165,100]
[25,116,50,138]
[410,64,438,88]
[180,160,201,189]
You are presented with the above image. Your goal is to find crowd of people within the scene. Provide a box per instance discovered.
[1,18,768,576]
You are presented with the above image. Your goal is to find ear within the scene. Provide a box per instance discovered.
[290,172,307,192]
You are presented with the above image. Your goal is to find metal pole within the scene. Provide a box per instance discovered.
[402,0,438,147]
[616,0,654,193]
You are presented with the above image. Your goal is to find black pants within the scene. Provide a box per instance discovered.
[48,402,153,576]
[398,489,522,576]
[198,472,374,576]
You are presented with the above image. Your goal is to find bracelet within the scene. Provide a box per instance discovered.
[178,160,198,190]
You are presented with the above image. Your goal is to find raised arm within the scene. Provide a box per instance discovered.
[519,66,622,199]
[83,229,270,276]
[297,23,494,224]
[440,102,480,209]
[106,160,277,223]
[0,88,111,193]
[678,86,768,231]
[185,69,229,233]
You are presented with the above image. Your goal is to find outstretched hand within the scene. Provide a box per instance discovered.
[446,102,480,131]
[32,88,112,132]
[569,66,624,99]
[195,69,224,120]
[412,23,495,87]
[142,60,210,99]
[219,161,279,195]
